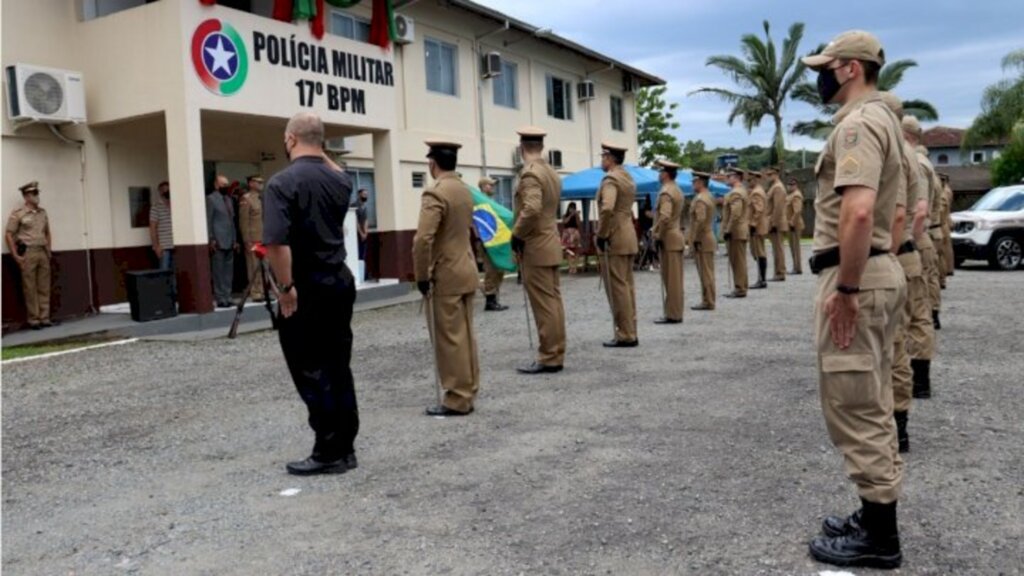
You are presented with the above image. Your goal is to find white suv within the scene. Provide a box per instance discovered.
[951,184,1024,270]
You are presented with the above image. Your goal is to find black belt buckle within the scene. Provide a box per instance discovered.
[897,240,916,255]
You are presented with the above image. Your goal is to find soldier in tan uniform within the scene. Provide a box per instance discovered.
[745,170,770,289]
[688,171,717,310]
[595,142,639,347]
[722,168,750,298]
[477,177,509,312]
[786,177,805,274]
[765,167,790,281]
[413,140,481,416]
[5,181,54,329]
[802,31,907,568]
[239,175,266,301]
[652,159,686,324]
[903,116,942,399]
[938,173,954,286]
[511,127,567,374]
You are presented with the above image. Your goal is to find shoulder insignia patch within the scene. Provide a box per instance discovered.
[839,155,861,178]
[843,127,859,149]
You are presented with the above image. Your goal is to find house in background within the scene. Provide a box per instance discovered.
[922,126,1008,210]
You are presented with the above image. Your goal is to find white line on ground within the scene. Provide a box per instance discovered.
[2,338,139,365]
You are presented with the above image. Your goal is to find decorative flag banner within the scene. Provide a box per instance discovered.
[469,185,517,273]
[201,0,398,47]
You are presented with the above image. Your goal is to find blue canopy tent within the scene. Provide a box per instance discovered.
[560,165,730,201]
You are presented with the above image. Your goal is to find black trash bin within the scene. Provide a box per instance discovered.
[125,269,177,322]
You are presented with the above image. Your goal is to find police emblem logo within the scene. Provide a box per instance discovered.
[843,128,859,149]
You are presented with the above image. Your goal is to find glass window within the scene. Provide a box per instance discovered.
[492,176,514,210]
[349,169,377,229]
[128,186,151,228]
[493,60,518,108]
[610,95,624,131]
[937,154,949,165]
[79,0,147,21]
[972,151,984,164]
[329,10,371,42]
[546,75,573,120]
[425,38,458,96]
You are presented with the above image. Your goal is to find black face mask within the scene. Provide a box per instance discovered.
[816,67,847,105]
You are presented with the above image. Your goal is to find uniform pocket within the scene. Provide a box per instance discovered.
[821,353,878,411]
[822,353,874,373]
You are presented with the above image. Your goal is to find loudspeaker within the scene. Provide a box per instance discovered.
[125,269,177,322]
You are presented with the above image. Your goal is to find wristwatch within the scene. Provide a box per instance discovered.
[277,281,295,293]
[836,284,860,295]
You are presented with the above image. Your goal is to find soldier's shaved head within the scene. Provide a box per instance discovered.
[285,112,325,147]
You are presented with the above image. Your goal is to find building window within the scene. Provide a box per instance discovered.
[412,172,426,188]
[128,186,151,229]
[425,38,458,96]
[348,169,377,229]
[79,0,147,21]
[492,60,518,109]
[610,95,624,132]
[972,151,984,164]
[492,176,515,210]
[329,10,371,42]
[937,153,949,165]
[546,75,573,120]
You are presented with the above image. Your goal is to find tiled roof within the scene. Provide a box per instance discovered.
[922,126,1008,149]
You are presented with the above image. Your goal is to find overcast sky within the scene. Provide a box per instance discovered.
[481,0,1024,153]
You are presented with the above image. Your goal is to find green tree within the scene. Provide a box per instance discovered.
[690,21,807,167]
[678,139,715,172]
[636,86,681,167]
[791,51,940,140]
[991,126,1024,186]
[964,49,1024,147]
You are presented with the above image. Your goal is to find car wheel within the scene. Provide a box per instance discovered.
[988,234,1022,270]
[954,257,964,269]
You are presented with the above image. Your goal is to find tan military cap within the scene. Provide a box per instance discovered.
[516,126,547,142]
[478,176,496,188]
[802,30,885,70]
[901,115,922,137]
[725,167,744,176]
[655,159,681,170]
[763,166,781,175]
[600,141,628,154]
[691,170,712,181]
[19,181,39,194]
[425,139,462,159]
[879,92,904,118]
[744,169,764,178]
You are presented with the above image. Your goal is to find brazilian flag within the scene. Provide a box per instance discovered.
[469,186,517,272]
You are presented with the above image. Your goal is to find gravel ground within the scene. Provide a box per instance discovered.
[3,255,1022,575]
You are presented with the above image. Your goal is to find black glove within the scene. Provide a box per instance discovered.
[750,226,757,236]
[655,240,663,251]
[724,233,732,241]
[596,237,609,251]
[694,241,702,250]
[511,235,525,254]
[770,227,777,234]
[417,280,431,296]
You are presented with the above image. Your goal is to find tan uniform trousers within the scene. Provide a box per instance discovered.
[816,255,907,504]
[943,235,954,278]
[937,236,949,282]
[481,252,504,297]
[20,246,51,325]
[244,249,265,300]
[727,238,749,295]
[789,230,803,273]
[769,231,787,277]
[750,233,766,259]
[660,250,684,321]
[606,254,638,342]
[892,251,924,413]
[920,245,941,312]
[429,292,480,413]
[523,264,566,366]
[695,250,716,309]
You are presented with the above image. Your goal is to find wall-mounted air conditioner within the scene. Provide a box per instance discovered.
[393,14,415,45]
[622,73,639,94]
[577,80,595,102]
[5,64,86,124]
[482,52,502,79]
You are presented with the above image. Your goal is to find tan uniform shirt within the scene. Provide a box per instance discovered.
[747,185,769,236]
[688,191,716,251]
[413,172,479,296]
[239,190,264,244]
[813,91,904,259]
[767,180,790,233]
[940,184,953,235]
[596,166,639,255]
[6,206,49,247]
[896,140,925,240]
[512,158,563,267]
[722,185,750,241]
[914,146,943,243]
[652,181,686,251]
[787,190,805,232]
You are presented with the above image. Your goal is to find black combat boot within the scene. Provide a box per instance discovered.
[485,295,508,311]
[810,499,902,569]
[932,309,941,330]
[911,359,931,399]
[751,258,768,289]
[894,410,909,453]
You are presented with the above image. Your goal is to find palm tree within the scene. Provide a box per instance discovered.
[964,48,1024,147]
[689,21,808,166]
[791,49,939,140]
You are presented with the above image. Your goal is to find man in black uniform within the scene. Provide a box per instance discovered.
[264,112,359,476]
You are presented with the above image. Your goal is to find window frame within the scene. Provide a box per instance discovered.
[328,9,372,43]
[610,95,624,132]
[492,59,519,109]
[425,37,459,97]
[545,74,574,121]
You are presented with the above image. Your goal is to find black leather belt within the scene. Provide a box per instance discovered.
[897,240,916,255]
[928,224,942,229]
[810,247,888,274]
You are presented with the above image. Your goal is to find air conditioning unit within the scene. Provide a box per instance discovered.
[548,149,563,168]
[482,52,502,79]
[577,80,595,102]
[393,14,414,45]
[622,73,639,94]
[512,146,524,168]
[324,136,348,154]
[5,64,86,124]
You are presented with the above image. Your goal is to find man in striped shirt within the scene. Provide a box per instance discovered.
[149,181,175,298]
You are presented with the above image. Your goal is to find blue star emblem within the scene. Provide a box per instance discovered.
[203,33,238,81]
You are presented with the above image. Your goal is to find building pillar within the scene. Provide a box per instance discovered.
[165,105,213,314]
[371,130,412,280]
